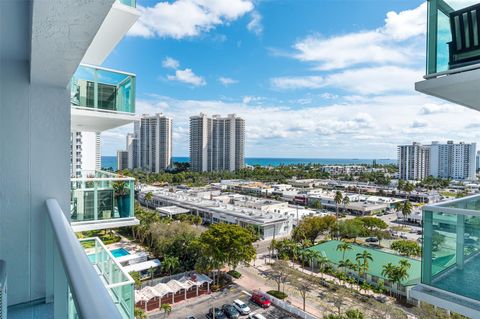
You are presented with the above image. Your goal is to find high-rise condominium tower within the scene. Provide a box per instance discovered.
[190,113,245,172]
[398,141,477,180]
[140,114,172,172]
[397,142,430,180]
[70,131,101,176]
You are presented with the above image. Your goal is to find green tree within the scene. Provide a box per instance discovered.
[129,271,142,289]
[160,303,172,318]
[292,215,336,244]
[334,191,343,226]
[163,256,180,276]
[345,309,364,319]
[342,196,350,214]
[391,240,421,257]
[144,191,154,210]
[357,217,388,233]
[402,200,413,220]
[355,250,373,283]
[134,307,146,319]
[195,223,257,277]
[336,241,352,262]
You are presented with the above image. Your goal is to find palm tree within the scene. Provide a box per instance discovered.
[336,241,352,262]
[163,256,180,276]
[316,256,329,279]
[338,259,349,275]
[300,250,313,271]
[309,250,322,272]
[134,307,147,319]
[355,250,373,284]
[334,191,343,239]
[144,191,153,210]
[402,200,413,220]
[160,303,172,318]
[381,262,395,296]
[399,259,411,271]
[342,196,350,215]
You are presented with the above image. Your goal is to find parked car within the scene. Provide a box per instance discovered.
[233,299,251,315]
[366,237,379,243]
[400,233,408,239]
[248,314,267,319]
[222,304,240,319]
[416,230,423,235]
[250,292,271,308]
[206,308,227,319]
[186,317,197,319]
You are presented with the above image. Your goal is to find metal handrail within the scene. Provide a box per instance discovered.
[45,199,123,319]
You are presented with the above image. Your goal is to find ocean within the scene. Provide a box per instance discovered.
[101,156,396,171]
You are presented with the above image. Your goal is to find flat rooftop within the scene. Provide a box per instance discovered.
[308,240,421,286]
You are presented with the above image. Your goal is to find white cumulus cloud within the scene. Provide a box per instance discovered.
[167,68,206,86]
[218,76,238,86]
[129,0,254,39]
[162,57,180,69]
[247,11,263,35]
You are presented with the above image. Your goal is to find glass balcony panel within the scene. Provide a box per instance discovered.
[79,238,134,319]
[71,65,135,113]
[70,170,135,223]
[118,0,136,7]
[427,0,480,74]
[422,201,480,302]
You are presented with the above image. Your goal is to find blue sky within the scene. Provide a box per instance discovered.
[101,0,480,158]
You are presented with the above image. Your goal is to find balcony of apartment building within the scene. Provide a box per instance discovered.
[7,200,134,319]
[81,0,140,66]
[71,64,138,132]
[71,170,139,231]
[410,195,480,318]
[416,0,480,110]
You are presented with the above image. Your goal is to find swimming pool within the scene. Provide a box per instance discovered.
[87,248,130,262]
[110,248,130,258]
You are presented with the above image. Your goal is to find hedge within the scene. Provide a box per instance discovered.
[267,290,288,300]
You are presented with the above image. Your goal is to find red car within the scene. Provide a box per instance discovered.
[250,292,271,308]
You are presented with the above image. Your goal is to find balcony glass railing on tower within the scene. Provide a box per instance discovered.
[71,64,135,114]
[46,199,129,319]
[71,170,135,224]
[427,0,480,75]
[118,0,136,7]
[421,195,480,302]
[71,238,134,319]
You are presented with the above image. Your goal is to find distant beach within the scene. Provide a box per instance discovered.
[101,156,396,171]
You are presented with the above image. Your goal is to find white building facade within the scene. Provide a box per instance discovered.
[398,142,430,180]
[190,113,245,172]
[139,113,173,172]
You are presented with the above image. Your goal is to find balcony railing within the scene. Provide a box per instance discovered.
[426,0,480,76]
[71,64,135,114]
[421,195,480,303]
[77,238,134,319]
[46,199,124,319]
[71,170,135,226]
[118,0,136,7]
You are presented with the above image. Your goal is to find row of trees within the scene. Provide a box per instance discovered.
[292,215,389,245]
[270,239,412,300]
[123,205,256,282]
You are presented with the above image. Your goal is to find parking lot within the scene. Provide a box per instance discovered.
[148,285,296,319]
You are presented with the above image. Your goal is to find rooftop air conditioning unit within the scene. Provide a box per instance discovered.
[0,260,6,319]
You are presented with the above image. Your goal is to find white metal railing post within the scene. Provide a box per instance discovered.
[46,199,123,318]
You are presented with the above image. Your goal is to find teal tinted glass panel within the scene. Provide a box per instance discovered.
[71,65,135,113]
[422,209,480,301]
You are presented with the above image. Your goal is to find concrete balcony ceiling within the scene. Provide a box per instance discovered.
[30,0,115,87]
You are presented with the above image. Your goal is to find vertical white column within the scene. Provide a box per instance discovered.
[456,214,465,269]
